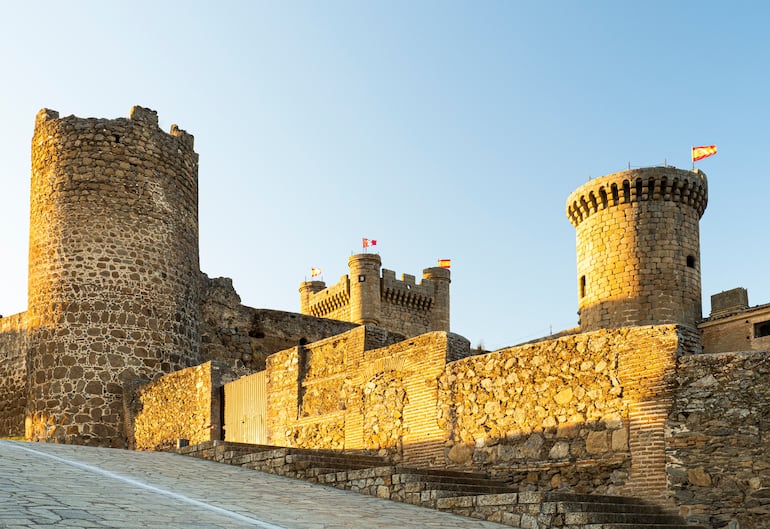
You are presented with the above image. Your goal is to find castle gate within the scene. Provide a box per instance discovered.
[223,372,267,444]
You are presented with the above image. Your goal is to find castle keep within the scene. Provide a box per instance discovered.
[1,107,769,529]
[299,252,450,337]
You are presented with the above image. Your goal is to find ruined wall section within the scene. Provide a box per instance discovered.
[668,350,770,529]
[0,313,28,437]
[130,361,236,451]
[567,167,707,331]
[201,274,358,373]
[26,106,200,446]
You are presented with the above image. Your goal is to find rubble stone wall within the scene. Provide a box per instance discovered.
[668,350,770,529]
[132,361,236,451]
[0,313,28,437]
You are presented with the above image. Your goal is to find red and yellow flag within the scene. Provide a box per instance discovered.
[310,267,322,278]
[438,259,451,269]
[692,145,717,162]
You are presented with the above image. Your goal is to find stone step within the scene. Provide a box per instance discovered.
[552,501,666,515]
[393,466,491,481]
[403,480,515,495]
[286,453,390,469]
[544,492,650,506]
[394,472,509,488]
[564,511,686,525]
[568,525,705,529]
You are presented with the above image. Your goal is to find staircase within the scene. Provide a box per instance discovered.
[177,441,704,529]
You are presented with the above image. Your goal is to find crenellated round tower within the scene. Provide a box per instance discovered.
[566,166,707,331]
[26,106,201,446]
[348,253,382,326]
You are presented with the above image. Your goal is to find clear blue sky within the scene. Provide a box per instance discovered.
[1,2,767,350]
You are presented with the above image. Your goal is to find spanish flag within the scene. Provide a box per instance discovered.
[692,145,717,162]
[438,259,451,269]
[311,267,322,278]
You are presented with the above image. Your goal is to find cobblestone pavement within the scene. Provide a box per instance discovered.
[0,441,509,529]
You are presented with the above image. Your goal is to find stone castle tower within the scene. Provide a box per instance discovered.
[26,106,201,445]
[566,166,708,331]
[299,253,450,337]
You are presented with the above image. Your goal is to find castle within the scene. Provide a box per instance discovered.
[1,107,769,528]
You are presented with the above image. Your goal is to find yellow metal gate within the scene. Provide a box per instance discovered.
[223,371,267,444]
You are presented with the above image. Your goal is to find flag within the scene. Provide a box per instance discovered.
[362,238,377,248]
[438,259,451,269]
[692,145,717,162]
[311,267,322,278]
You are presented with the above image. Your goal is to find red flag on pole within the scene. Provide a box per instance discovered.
[692,145,717,162]
[362,238,377,248]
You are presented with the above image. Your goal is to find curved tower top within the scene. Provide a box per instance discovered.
[566,166,708,331]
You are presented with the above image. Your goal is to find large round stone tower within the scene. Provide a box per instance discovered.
[26,106,201,446]
[566,166,707,331]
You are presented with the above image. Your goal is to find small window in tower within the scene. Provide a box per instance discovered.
[754,321,770,338]
[580,276,586,298]
[686,255,696,268]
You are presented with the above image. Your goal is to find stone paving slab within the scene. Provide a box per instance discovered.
[0,441,510,529]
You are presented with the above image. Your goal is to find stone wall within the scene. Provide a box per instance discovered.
[439,329,632,494]
[0,313,28,437]
[262,324,686,505]
[265,326,471,463]
[130,361,236,451]
[200,273,358,373]
[668,350,770,529]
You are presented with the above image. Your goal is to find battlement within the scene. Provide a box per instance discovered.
[301,277,351,319]
[566,166,707,228]
[299,257,450,337]
[34,105,196,152]
[381,269,435,311]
